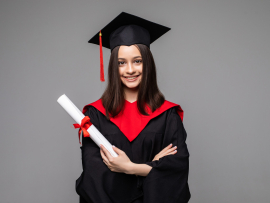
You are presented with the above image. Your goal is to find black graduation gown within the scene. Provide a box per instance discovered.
[76,104,191,203]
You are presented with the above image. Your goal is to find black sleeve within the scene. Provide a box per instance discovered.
[76,106,101,203]
[143,107,191,203]
[76,106,142,203]
[84,106,101,131]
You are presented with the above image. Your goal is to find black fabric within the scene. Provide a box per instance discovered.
[88,12,171,51]
[76,105,190,203]
[109,25,150,51]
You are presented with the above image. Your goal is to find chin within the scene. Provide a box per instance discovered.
[124,83,139,89]
[122,81,141,89]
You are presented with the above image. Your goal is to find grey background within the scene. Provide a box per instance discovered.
[0,0,269,202]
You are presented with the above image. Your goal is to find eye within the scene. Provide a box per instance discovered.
[134,60,142,64]
[118,61,125,65]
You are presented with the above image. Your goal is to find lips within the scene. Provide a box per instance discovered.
[124,75,140,79]
[123,74,141,82]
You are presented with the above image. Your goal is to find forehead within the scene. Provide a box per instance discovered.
[118,45,141,58]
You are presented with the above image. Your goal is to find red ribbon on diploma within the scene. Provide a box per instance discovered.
[73,116,92,144]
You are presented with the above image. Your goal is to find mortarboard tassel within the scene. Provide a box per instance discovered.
[99,30,105,82]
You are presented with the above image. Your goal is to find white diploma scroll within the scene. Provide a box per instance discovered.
[57,94,118,157]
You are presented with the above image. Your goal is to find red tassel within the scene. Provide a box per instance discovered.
[99,30,105,82]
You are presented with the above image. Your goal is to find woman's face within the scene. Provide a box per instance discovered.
[118,45,143,89]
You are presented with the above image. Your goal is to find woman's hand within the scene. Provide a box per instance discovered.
[100,144,133,174]
[152,143,177,161]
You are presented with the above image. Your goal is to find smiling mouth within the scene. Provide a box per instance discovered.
[123,75,140,79]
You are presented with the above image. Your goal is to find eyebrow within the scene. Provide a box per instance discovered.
[118,56,142,60]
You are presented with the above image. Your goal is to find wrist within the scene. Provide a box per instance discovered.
[125,162,136,175]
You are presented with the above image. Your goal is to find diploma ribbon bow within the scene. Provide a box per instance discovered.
[73,116,92,144]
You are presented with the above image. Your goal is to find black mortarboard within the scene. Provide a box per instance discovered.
[88,12,171,82]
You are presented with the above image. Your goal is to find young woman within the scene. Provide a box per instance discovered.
[76,12,190,203]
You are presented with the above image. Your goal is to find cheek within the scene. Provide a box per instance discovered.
[139,64,143,72]
[135,64,143,73]
[119,68,125,83]
[119,67,123,76]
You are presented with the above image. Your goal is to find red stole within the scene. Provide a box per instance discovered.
[82,99,184,142]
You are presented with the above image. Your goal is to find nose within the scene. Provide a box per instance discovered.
[126,61,135,74]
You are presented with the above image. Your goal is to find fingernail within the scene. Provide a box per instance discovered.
[112,145,115,148]
[169,143,172,146]
[174,146,177,148]
[174,150,177,152]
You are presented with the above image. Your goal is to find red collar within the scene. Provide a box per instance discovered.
[82,99,184,142]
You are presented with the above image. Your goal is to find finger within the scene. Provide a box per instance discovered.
[100,144,113,160]
[168,150,177,155]
[160,143,173,153]
[164,148,177,156]
[160,146,174,156]
[112,145,122,154]
[164,143,173,150]
[166,146,177,152]
[155,144,174,158]
[103,159,108,166]
[100,148,109,163]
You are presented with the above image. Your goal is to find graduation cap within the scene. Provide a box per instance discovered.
[88,12,171,82]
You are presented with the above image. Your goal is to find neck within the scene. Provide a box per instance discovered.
[124,86,139,103]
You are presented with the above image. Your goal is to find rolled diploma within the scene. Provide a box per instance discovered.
[57,94,118,157]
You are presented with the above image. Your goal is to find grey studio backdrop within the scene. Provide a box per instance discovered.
[0,0,269,203]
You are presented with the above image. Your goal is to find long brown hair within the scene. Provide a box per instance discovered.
[100,44,165,120]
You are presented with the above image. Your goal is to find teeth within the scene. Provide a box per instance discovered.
[126,76,137,79]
